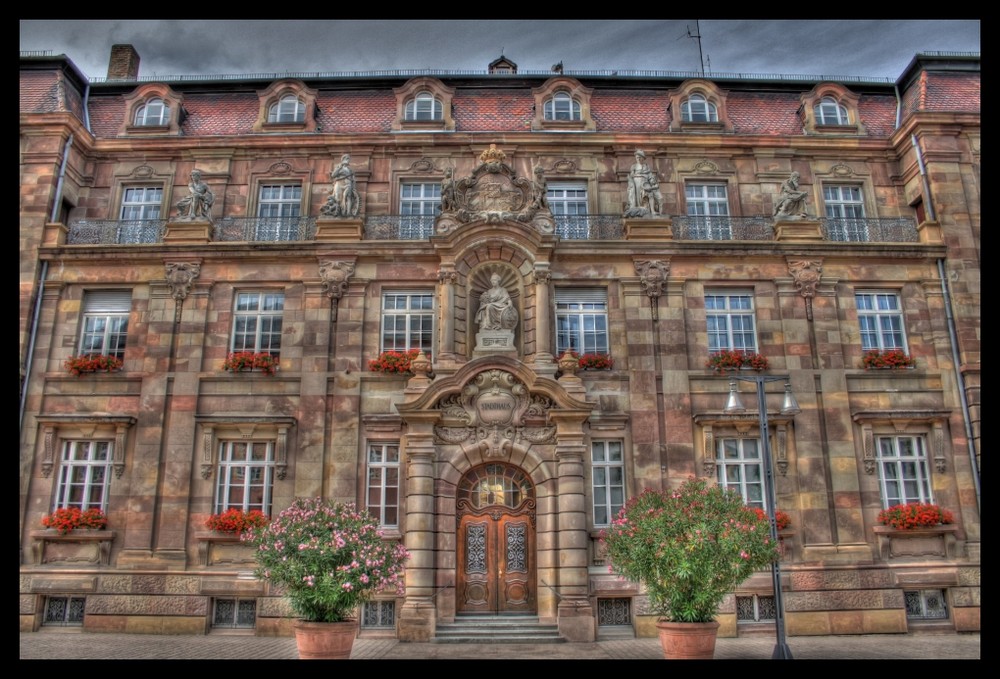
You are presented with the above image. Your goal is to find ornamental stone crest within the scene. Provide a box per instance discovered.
[787,259,822,321]
[165,261,201,300]
[318,259,355,300]
[434,370,556,457]
[436,144,554,234]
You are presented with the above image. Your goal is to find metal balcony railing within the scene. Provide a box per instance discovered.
[213,217,316,242]
[554,215,624,240]
[820,218,919,243]
[67,219,167,245]
[672,215,774,241]
[363,215,437,240]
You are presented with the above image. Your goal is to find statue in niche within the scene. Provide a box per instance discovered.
[440,167,457,212]
[529,166,549,210]
[320,154,360,217]
[625,149,663,217]
[773,171,809,219]
[475,274,518,332]
[176,170,214,222]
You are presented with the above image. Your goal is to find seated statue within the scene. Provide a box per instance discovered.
[176,170,214,222]
[475,274,518,332]
[774,171,809,218]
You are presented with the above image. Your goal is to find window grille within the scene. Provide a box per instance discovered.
[211,597,257,629]
[597,598,632,626]
[43,596,86,627]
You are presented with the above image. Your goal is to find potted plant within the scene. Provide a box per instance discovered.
[877,502,953,530]
[601,477,779,659]
[244,498,409,659]
[578,353,614,370]
[64,354,123,376]
[862,349,915,370]
[41,507,108,535]
[205,508,269,535]
[705,349,769,373]
[223,351,279,375]
[368,349,423,374]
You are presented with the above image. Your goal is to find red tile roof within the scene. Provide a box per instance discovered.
[923,72,980,112]
[20,71,66,114]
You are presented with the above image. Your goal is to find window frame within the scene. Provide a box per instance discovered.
[399,182,441,239]
[814,96,850,126]
[267,94,305,124]
[685,182,731,239]
[544,91,582,121]
[681,93,718,123]
[531,77,595,131]
[555,288,609,357]
[133,97,170,126]
[78,290,131,360]
[855,291,907,353]
[823,184,867,241]
[547,181,589,239]
[705,289,758,353]
[366,441,401,528]
[230,291,285,357]
[379,290,434,355]
[255,183,303,241]
[54,439,114,512]
[876,435,933,508]
[715,437,765,510]
[119,186,163,221]
[214,439,276,516]
[404,91,443,121]
[591,440,625,527]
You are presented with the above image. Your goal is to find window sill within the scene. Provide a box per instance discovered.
[677,121,726,132]
[30,529,116,566]
[813,124,860,134]
[195,532,257,567]
[124,124,172,136]
[872,524,959,561]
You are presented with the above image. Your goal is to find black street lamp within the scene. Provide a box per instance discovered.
[724,375,800,660]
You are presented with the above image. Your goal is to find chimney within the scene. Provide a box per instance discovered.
[107,44,140,80]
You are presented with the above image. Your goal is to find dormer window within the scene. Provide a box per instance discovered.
[681,94,718,123]
[134,98,169,126]
[544,92,581,121]
[815,96,849,125]
[405,92,443,121]
[268,95,305,124]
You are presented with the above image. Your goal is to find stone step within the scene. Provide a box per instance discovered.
[433,615,565,644]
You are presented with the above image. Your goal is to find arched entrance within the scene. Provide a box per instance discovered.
[456,463,536,614]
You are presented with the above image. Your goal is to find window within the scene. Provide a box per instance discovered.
[823,185,866,241]
[681,94,718,122]
[267,94,305,123]
[716,438,764,509]
[367,442,400,527]
[876,435,933,508]
[79,290,130,360]
[399,183,440,239]
[705,290,757,353]
[686,183,731,239]
[555,288,609,356]
[544,92,581,121]
[55,440,113,512]
[404,92,442,121]
[597,598,632,627]
[231,291,284,356]
[212,598,256,629]
[905,590,948,620]
[815,96,849,125]
[120,187,162,220]
[43,596,85,627]
[736,594,776,622]
[215,440,275,515]
[856,292,906,352]
[591,440,624,526]
[133,98,169,126]
[547,182,588,238]
[362,601,396,629]
[380,292,434,354]
[256,184,301,240]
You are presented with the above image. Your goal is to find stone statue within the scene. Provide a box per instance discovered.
[320,154,360,217]
[440,167,456,212]
[625,150,663,217]
[530,166,549,210]
[475,274,518,332]
[176,170,214,222]
[773,171,809,219]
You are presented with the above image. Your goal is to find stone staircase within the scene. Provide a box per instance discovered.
[433,614,565,644]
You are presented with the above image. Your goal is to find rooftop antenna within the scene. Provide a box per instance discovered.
[685,21,706,76]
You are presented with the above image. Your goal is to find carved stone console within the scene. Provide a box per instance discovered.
[30,530,116,566]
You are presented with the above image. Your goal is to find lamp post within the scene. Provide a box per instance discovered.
[724,374,799,660]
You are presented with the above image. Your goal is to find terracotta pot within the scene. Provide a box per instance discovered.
[655,619,720,659]
[292,619,357,659]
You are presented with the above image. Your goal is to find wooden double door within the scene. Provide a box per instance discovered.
[456,504,536,614]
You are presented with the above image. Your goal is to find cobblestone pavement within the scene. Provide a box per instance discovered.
[20,631,980,660]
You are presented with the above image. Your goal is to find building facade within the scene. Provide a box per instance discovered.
[19,46,980,639]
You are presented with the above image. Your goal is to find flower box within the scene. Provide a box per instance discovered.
[223,351,279,375]
[205,508,269,534]
[862,349,915,370]
[40,507,108,534]
[64,354,122,376]
[873,524,959,561]
[30,529,115,566]
[705,350,769,373]
[196,532,259,567]
[578,353,614,370]
[369,349,423,374]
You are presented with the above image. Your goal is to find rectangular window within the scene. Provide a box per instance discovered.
[705,290,757,353]
[736,594,776,622]
[877,436,932,508]
[380,292,433,354]
[597,598,632,627]
[361,601,396,629]
[400,183,440,239]
[856,292,906,352]
[43,596,86,627]
[547,182,589,239]
[211,598,257,629]
[256,184,302,240]
[686,183,730,239]
[823,185,866,241]
[367,442,400,527]
[716,438,764,509]
[555,288,609,356]
[120,186,163,220]
[79,290,131,360]
[591,440,624,526]
[231,292,284,356]
[55,440,113,512]
[905,590,948,620]
[215,440,275,515]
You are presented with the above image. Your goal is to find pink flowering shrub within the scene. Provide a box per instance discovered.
[244,497,410,622]
[600,477,779,623]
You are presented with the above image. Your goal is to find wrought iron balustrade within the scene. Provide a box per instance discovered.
[553,215,624,240]
[673,215,774,241]
[364,215,437,240]
[213,216,316,242]
[67,219,167,245]
[821,218,918,243]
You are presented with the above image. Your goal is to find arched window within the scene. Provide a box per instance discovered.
[404,92,443,121]
[815,96,849,125]
[681,94,718,123]
[267,95,305,123]
[544,92,581,121]
[134,98,169,126]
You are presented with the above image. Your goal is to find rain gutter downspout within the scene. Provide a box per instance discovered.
[912,134,978,511]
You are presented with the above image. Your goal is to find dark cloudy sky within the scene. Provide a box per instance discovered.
[20,20,980,81]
